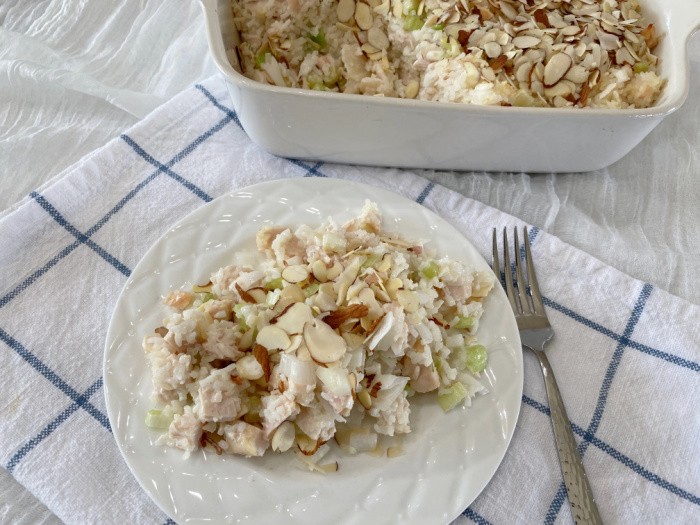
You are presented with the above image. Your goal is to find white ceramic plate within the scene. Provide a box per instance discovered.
[104,178,523,525]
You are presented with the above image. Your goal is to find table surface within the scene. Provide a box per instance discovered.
[1,1,699,523]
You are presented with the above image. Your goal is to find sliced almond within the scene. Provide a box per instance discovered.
[273,302,314,335]
[396,289,420,313]
[252,344,271,381]
[270,421,296,451]
[384,277,403,300]
[326,261,343,281]
[282,265,309,284]
[367,27,390,50]
[297,433,322,455]
[324,304,370,329]
[354,2,373,31]
[247,287,267,303]
[337,0,355,23]
[512,35,541,49]
[543,52,572,87]
[235,283,256,303]
[357,388,372,409]
[256,325,291,351]
[279,283,305,304]
[311,260,328,282]
[304,319,348,364]
[236,354,264,380]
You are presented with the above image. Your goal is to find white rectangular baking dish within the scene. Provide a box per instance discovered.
[201,0,699,173]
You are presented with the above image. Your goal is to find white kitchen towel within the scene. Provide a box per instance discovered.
[0,75,698,525]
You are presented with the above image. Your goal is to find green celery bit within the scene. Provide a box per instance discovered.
[453,315,475,331]
[265,277,283,291]
[304,282,320,298]
[200,292,215,303]
[432,23,445,30]
[233,303,248,330]
[361,253,382,270]
[254,46,270,68]
[465,344,487,374]
[403,14,425,31]
[421,261,440,279]
[633,62,649,73]
[307,28,327,52]
[438,382,467,412]
[145,409,172,430]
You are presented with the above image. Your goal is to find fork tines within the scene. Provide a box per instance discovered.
[492,227,546,317]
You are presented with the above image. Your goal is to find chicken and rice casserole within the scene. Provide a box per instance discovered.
[231,0,663,108]
[143,202,495,470]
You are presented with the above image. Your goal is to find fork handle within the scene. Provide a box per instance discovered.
[535,350,603,525]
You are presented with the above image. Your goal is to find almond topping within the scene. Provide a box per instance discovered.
[543,52,572,87]
[337,0,355,23]
[252,344,271,381]
[323,304,370,329]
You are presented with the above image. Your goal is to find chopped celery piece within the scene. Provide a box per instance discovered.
[403,14,425,31]
[438,382,467,412]
[453,315,475,331]
[265,277,283,291]
[465,344,487,374]
[254,47,270,68]
[306,28,327,52]
[433,356,444,375]
[304,282,320,298]
[361,253,382,270]
[421,261,440,279]
[633,62,649,73]
[145,409,172,430]
[200,292,215,303]
[233,303,248,330]
[432,23,445,30]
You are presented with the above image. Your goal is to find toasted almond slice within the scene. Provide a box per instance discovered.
[297,433,322,455]
[252,344,271,381]
[236,354,264,380]
[247,287,267,303]
[282,265,309,284]
[271,421,296,452]
[512,35,541,49]
[326,261,343,281]
[279,283,305,304]
[396,289,420,313]
[273,302,314,334]
[385,277,403,300]
[355,2,373,30]
[337,0,355,23]
[543,52,572,87]
[311,260,328,282]
[304,319,347,363]
[256,325,291,351]
[361,42,379,55]
[235,283,256,303]
[357,388,372,409]
[324,304,370,329]
[367,27,389,50]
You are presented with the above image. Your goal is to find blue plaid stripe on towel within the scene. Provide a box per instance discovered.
[1,75,698,524]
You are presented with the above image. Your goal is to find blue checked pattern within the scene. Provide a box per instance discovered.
[1,76,698,525]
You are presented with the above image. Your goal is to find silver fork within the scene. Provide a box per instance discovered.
[493,227,603,525]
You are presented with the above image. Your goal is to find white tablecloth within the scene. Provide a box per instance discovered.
[1,1,699,523]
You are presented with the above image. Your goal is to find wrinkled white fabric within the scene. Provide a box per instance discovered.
[0,0,699,522]
[1,75,699,525]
